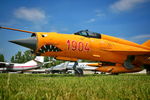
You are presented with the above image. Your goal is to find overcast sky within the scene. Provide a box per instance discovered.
[0,0,150,61]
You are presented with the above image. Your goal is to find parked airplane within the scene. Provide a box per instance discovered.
[46,62,98,74]
[0,56,47,73]
[1,26,150,75]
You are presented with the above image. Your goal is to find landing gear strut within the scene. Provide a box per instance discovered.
[146,68,150,75]
[73,61,83,76]
[143,65,150,75]
[111,73,119,75]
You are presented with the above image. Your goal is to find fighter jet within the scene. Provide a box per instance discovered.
[46,62,98,75]
[0,26,150,75]
[0,56,47,73]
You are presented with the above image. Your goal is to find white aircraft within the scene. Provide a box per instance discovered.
[0,56,47,73]
[46,62,98,74]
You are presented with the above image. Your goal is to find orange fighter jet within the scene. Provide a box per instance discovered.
[0,26,150,75]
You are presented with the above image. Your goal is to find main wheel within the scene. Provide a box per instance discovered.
[74,68,83,76]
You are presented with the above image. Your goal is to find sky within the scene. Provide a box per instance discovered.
[0,0,150,61]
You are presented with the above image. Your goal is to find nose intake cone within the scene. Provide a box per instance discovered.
[9,37,37,50]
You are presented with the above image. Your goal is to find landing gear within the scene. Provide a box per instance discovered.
[143,65,150,75]
[111,73,119,75]
[73,61,83,76]
[146,68,150,75]
[124,55,135,69]
[20,71,24,74]
[101,72,106,74]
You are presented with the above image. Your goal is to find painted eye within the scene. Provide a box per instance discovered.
[42,34,47,37]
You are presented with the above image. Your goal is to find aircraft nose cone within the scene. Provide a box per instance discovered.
[9,37,37,50]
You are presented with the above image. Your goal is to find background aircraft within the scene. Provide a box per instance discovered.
[0,26,150,75]
[0,56,47,73]
[46,62,98,74]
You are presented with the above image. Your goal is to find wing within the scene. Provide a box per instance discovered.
[103,39,150,55]
[0,62,14,67]
[105,50,150,55]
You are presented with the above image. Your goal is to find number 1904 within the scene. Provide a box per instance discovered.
[67,40,90,51]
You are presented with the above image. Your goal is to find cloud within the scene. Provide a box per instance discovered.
[49,26,69,33]
[12,7,51,31]
[85,10,106,23]
[0,48,3,53]
[14,7,46,22]
[86,18,96,23]
[110,0,148,12]
[95,10,105,17]
[130,34,150,40]
[61,28,69,32]
[127,34,150,43]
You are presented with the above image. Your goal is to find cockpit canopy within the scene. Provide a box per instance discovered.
[74,30,101,39]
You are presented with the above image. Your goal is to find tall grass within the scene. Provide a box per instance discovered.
[0,73,150,100]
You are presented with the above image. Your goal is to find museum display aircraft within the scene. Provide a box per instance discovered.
[0,56,48,73]
[46,62,98,74]
[0,26,150,75]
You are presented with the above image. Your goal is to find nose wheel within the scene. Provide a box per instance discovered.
[73,61,83,76]
[146,68,150,75]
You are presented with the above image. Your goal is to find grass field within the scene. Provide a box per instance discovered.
[0,73,150,100]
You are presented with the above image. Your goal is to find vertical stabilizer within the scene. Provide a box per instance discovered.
[34,56,44,63]
[63,62,70,68]
[142,40,150,47]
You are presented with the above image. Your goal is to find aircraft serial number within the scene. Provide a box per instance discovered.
[67,40,90,51]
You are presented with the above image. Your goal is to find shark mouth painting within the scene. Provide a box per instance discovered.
[38,44,62,53]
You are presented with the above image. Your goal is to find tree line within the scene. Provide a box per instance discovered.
[0,50,64,68]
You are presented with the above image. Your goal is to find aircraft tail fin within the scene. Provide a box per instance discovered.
[142,40,150,47]
[34,56,44,63]
[63,61,69,68]
[24,56,44,66]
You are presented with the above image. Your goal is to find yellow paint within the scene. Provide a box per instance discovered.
[1,26,150,74]
[35,32,150,65]
[93,55,101,57]
[96,64,143,74]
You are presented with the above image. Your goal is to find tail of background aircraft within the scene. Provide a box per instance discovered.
[25,56,44,65]
[142,40,150,47]
[34,56,44,63]
[63,61,70,68]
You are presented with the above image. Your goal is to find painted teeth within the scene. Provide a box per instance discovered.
[38,44,62,53]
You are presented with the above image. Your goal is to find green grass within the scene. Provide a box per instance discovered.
[0,73,150,100]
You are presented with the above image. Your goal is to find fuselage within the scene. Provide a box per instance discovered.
[0,60,40,72]
[35,32,150,65]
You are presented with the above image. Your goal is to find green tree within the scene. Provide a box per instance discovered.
[24,50,35,62]
[0,54,5,62]
[43,56,53,68]
[11,56,15,63]
[42,57,65,68]
[11,50,35,63]
[13,51,22,63]
[10,50,66,68]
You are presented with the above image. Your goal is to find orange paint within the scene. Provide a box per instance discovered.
[96,64,143,74]
[1,27,150,74]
